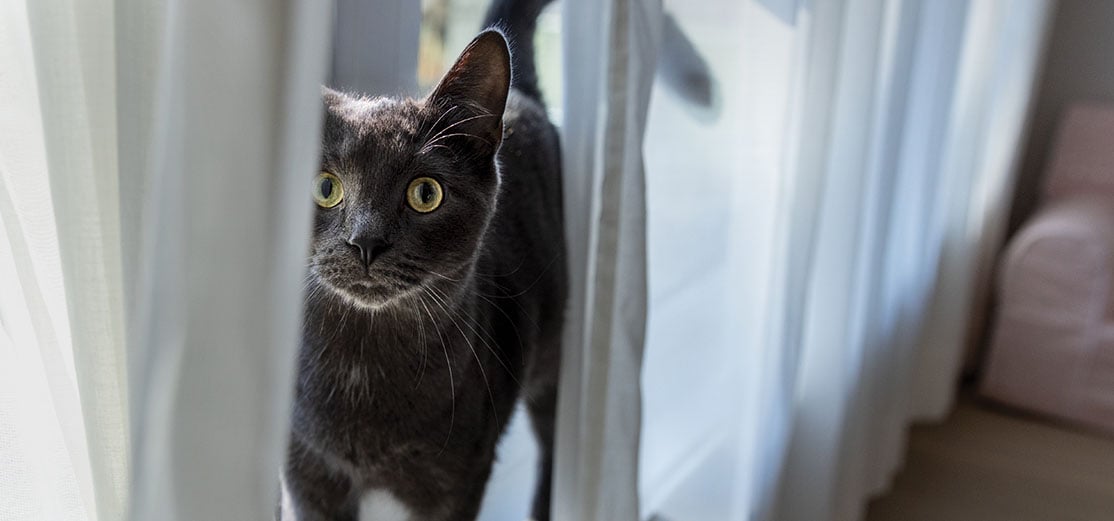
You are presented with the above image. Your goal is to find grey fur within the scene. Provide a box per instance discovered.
[283,24,565,521]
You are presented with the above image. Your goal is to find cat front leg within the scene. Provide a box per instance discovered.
[282,439,359,521]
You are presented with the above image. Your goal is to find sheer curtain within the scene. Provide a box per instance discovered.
[3,0,132,518]
[2,0,331,520]
[639,0,1052,520]
[774,3,1051,520]
[555,0,660,520]
[127,0,331,519]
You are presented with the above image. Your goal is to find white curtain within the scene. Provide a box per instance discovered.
[639,1,1052,520]
[555,0,660,520]
[2,0,132,518]
[1,0,332,520]
[775,2,1052,520]
[127,0,332,519]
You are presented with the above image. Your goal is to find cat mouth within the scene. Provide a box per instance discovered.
[310,261,420,309]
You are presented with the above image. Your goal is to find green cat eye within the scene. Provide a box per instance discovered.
[406,177,443,213]
[314,172,344,208]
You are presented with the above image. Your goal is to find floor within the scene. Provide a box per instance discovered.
[865,397,1114,521]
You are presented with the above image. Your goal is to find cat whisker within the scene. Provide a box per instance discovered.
[473,291,528,358]
[426,284,521,385]
[420,132,493,153]
[424,287,501,425]
[418,144,454,156]
[417,291,455,457]
[422,104,461,143]
[420,113,498,153]
[412,294,430,389]
[480,254,562,299]
[414,267,532,356]
[398,255,526,299]
[425,269,467,283]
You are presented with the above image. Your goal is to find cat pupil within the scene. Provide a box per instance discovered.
[320,178,333,198]
[420,183,433,203]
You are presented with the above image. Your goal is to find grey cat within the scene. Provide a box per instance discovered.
[282,1,565,520]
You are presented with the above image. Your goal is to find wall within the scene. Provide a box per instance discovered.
[1009,0,1114,232]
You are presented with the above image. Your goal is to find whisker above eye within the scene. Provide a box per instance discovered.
[420,132,494,154]
[422,112,498,150]
[418,144,454,156]
[421,104,461,143]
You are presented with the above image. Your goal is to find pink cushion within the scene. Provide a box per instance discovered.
[983,102,1114,433]
[982,196,1114,433]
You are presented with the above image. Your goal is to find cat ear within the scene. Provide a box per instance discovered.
[427,30,511,148]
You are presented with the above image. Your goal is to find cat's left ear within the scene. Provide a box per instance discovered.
[427,30,511,148]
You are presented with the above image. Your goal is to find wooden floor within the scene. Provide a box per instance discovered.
[865,397,1114,521]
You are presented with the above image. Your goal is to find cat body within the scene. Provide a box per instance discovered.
[283,1,563,520]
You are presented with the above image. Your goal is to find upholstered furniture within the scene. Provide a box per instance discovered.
[982,102,1114,434]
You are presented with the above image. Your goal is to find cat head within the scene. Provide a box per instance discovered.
[309,31,510,309]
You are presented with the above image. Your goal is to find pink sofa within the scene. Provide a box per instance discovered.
[981,102,1114,433]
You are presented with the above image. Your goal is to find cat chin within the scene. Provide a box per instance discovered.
[335,292,392,311]
[321,279,415,312]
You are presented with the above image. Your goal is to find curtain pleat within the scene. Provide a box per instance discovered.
[911,0,1054,420]
[636,1,1052,520]
[1,4,87,519]
[555,0,660,520]
[768,1,1053,521]
[3,0,132,518]
[127,0,332,519]
[115,0,164,322]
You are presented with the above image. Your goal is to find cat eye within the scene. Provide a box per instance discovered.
[313,172,344,208]
[406,177,443,213]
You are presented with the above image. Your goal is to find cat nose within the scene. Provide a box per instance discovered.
[347,234,390,269]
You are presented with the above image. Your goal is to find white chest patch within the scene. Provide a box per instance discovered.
[359,489,414,521]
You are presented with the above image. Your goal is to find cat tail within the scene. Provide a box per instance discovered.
[482,0,554,106]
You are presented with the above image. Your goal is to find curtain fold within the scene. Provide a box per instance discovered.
[0,6,93,511]
[638,1,1053,520]
[2,0,132,518]
[910,0,1055,420]
[556,0,660,520]
[127,0,332,519]
[22,0,132,516]
[770,1,1053,521]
